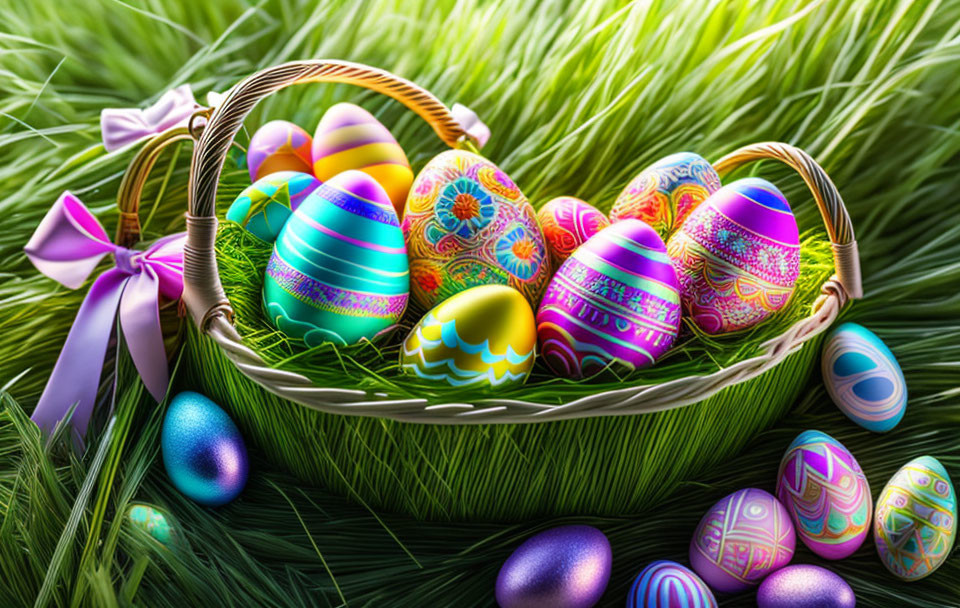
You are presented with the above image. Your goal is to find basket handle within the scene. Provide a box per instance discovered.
[712,142,863,301]
[183,60,472,329]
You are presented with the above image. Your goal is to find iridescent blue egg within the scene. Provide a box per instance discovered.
[161,391,248,506]
[627,561,716,608]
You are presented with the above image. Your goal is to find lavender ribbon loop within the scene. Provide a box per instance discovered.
[24,192,186,439]
[451,103,491,149]
[100,85,201,152]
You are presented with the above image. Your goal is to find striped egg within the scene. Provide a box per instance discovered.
[537,196,610,268]
[536,219,681,378]
[667,178,800,334]
[225,171,321,242]
[875,456,956,581]
[312,103,413,216]
[776,430,872,560]
[822,323,907,433]
[401,285,535,388]
[263,170,409,346]
[247,120,313,181]
[628,561,717,608]
[611,152,721,240]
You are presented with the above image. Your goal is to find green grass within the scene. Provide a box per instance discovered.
[1,0,959,605]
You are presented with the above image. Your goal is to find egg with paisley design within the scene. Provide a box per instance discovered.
[226,171,321,242]
[537,196,610,267]
[246,120,313,181]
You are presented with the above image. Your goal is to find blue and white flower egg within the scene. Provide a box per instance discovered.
[226,171,321,242]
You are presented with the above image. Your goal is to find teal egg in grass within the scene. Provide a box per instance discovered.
[263,170,410,346]
[225,171,321,242]
[126,504,178,547]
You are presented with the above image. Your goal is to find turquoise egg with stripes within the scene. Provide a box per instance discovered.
[225,171,320,242]
[822,322,907,432]
[263,170,409,346]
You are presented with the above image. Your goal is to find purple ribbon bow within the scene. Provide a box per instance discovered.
[100,85,202,152]
[25,192,186,440]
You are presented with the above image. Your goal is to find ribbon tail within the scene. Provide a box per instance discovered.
[119,268,169,402]
[31,270,129,440]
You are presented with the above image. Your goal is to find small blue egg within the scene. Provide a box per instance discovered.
[161,391,248,506]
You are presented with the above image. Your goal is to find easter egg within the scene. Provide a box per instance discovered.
[225,171,321,242]
[312,103,413,216]
[776,430,872,559]
[757,565,856,608]
[126,504,177,546]
[667,178,800,334]
[263,170,409,346]
[401,285,535,388]
[536,219,681,378]
[161,391,248,506]
[402,150,550,309]
[610,152,721,239]
[627,561,717,608]
[874,456,957,581]
[689,488,795,593]
[822,323,907,433]
[246,120,313,181]
[495,525,612,608]
[537,196,610,267]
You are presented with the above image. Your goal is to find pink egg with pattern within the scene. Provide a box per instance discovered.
[537,196,610,267]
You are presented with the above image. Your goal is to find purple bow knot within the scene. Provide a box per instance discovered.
[100,85,203,153]
[24,192,186,440]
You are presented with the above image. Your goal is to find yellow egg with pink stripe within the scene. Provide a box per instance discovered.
[312,103,413,216]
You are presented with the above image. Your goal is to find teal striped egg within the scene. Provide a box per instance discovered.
[263,170,409,346]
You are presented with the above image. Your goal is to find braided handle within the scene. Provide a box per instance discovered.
[712,142,863,300]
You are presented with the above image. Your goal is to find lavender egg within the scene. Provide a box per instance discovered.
[495,525,611,608]
[247,120,313,181]
[757,565,856,608]
[627,561,717,608]
[161,391,248,507]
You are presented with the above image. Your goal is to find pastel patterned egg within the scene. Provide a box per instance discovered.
[401,285,535,388]
[874,455,957,581]
[126,504,178,547]
[667,177,800,334]
[757,565,856,608]
[537,196,610,267]
[402,150,550,309]
[161,391,248,507]
[610,152,721,239]
[263,170,409,346]
[246,120,313,181]
[822,323,907,433]
[776,430,872,559]
[225,171,321,242]
[536,219,681,378]
[495,525,612,608]
[627,561,717,608]
[689,488,796,593]
[312,103,413,216]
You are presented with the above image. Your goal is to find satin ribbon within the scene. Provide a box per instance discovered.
[451,103,491,148]
[24,192,186,439]
[100,85,225,152]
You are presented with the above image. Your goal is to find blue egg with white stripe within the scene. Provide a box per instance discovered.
[822,323,907,432]
[628,561,717,608]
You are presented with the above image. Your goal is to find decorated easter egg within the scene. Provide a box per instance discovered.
[776,430,872,559]
[757,565,856,608]
[225,171,321,242]
[822,323,907,433]
[610,152,721,239]
[627,561,717,608]
[402,150,550,309]
[536,219,681,378]
[126,504,177,547]
[312,103,413,216]
[263,170,409,346]
[537,196,610,267]
[689,488,795,593]
[401,285,535,388]
[161,391,248,506]
[246,120,313,181]
[495,525,611,608]
[667,178,800,334]
[874,456,957,581]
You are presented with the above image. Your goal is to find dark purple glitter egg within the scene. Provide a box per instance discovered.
[757,564,855,608]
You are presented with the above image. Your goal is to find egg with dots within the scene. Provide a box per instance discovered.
[537,196,610,268]
[246,120,313,181]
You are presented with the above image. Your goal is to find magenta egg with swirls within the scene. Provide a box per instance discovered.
[537,196,610,267]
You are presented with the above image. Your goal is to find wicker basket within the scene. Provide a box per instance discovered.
[157,60,861,520]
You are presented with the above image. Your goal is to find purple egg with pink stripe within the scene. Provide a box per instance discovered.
[536,219,681,378]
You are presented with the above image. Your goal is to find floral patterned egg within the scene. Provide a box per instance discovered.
[246,120,313,181]
[536,196,610,267]
[689,488,796,593]
[875,456,956,581]
[628,561,717,608]
[610,152,721,240]
[667,177,800,334]
[400,285,535,388]
[776,430,872,560]
[225,171,321,242]
[402,150,550,309]
[536,219,681,378]
[822,322,907,433]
